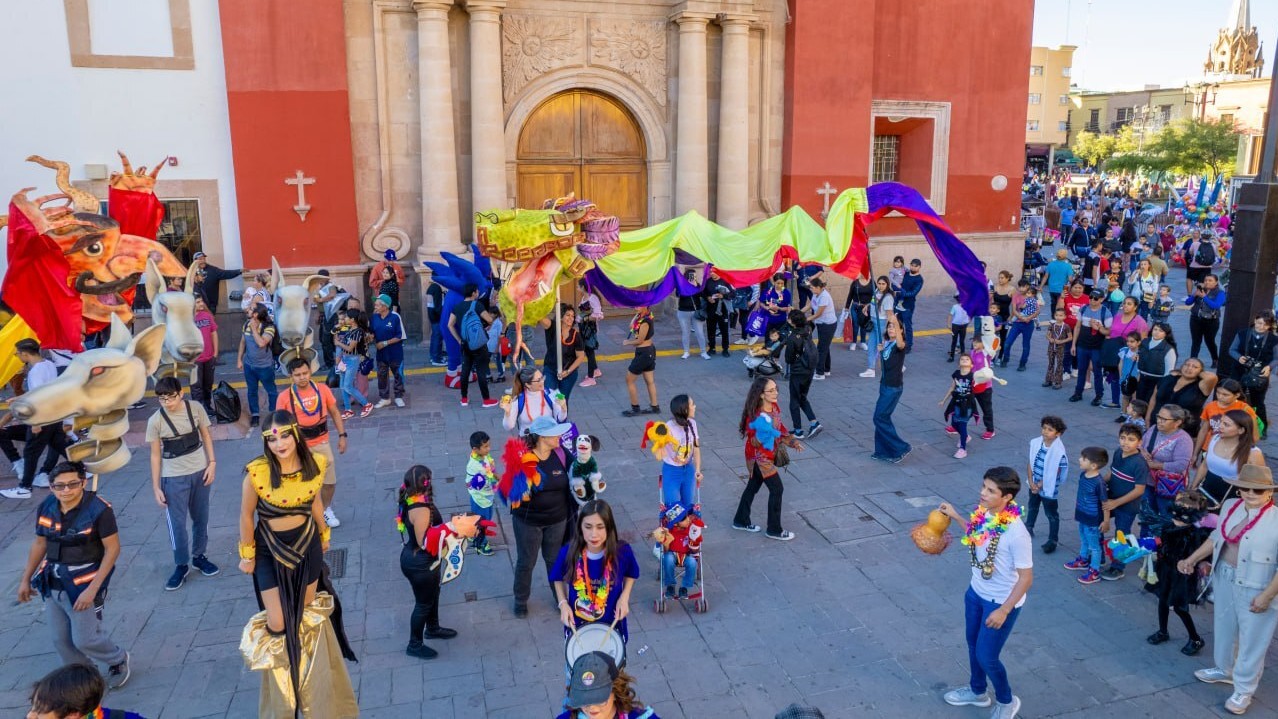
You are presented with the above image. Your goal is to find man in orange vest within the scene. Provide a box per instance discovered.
[276,357,348,527]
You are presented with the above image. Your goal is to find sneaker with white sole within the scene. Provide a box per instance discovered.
[375,399,392,408]
[765,530,795,541]
[859,369,876,378]
[859,342,868,350]
[732,523,762,533]
[1226,692,1252,715]
[394,398,406,408]
[991,696,1021,718]
[943,687,991,707]
[681,352,690,359]
[0,486,32,499]
[701,352,712,360]
[1195,667,1233,685]
[32,473,50,488]
[10,459,23,477]
[324,507,341,528]
[107,652,131,689]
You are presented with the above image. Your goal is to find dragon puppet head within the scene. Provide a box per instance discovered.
[473,195,619,327]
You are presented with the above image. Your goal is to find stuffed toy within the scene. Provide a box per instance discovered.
[748,413,782,451]
[570,434,605,506]
[425,514,498,584]
[423,246,492,388]
[1105,530,1158,566]
[497,436,541,508]
[654,502,705,566]
[641,420,679,460]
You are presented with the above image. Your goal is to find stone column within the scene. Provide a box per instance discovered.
[413,0,461,260]
[674,13,710,217]
[716,15,752,228]
[466,0,507,219]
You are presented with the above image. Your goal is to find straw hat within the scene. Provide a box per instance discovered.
[1228,464,1276,491]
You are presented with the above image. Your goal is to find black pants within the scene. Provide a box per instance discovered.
[815,322,836,373]
[736,309,751,340]
[974,388,994,433]
[1188,315,1220,363]
[0,424,24,463]
[707,310,731,353]
[460,346,491,401]
[319,313,337,368]
[22,422,68,489]
[510,514,567,607]
[1247,381,1270,433]
[1158,597,1201,640]
[734,464,784,536]
[1024,493,1059,543]
[788,374,816,428]
[949,324,968,356]
[400,547,440,643]
[1136,375,1162,404]
[194,359,215,409]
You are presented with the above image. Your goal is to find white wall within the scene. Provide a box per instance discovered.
[0,0,241,278]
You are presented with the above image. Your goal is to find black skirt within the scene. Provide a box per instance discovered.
[253,522,324,592]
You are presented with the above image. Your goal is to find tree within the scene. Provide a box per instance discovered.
[1071,130,1118,168]
[1104,118,1240,179]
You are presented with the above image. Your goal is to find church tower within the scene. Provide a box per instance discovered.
[1204,0,1265,79]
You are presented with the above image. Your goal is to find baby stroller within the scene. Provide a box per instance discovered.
[743,322,789,378]
[653,476,708,614]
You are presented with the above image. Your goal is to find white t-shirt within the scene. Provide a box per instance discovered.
[875,292,896,320]
[663,419,699,465]
[25,360,57,392]
[809,290,837,325]
[970,518,1032,608]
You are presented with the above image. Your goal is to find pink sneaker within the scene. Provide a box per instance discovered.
[954,448,967,459]
[360,403,374,418]
[944,426,958,435]
[592,369,603,378]
[579,377,597,387]
[981,430,996,440]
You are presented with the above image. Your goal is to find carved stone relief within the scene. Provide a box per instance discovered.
[501,15,583,103]
[588,19,668,108]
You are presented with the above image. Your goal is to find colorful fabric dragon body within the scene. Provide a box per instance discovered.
[473,183,991,344]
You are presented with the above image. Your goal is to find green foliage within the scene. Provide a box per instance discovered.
[1071,130,1118,168]
[1104,118,1240,179]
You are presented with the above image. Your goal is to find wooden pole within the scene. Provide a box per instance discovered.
[555,282,563,377]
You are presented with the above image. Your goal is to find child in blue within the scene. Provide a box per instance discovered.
[1100,424,1149,581]
[1150,285,1175,324]
[1024,415,1069,554]
[465,431,498,556]
[1114,331,1141,416]
[1064,446,1109,585]
[659,395,701,510]
[947,294,971,362]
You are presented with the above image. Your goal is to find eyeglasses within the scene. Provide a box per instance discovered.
[528,376,544,383]
[158,393,179,401]
[1155,416,1174,422]
[50,480,83,491]
[1239,487,1270,495]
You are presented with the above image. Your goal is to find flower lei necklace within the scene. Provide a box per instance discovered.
[629,310,650,339]
[962,502,1021,579]
[571,550,613,621]
[1222,500,1274,544]
[396,492,430,537]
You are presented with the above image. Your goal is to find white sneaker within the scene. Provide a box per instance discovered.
[1195,667,1233,685]
[324,507,341,528]
[1226,691,1252,715]
[859,369,876,378]
[375,399,392,408]
[701,352,712,360]
[681,352,690,359]
[860,342,868,350]
[0,486,32,499]
[991,696,1021,718]
[1063,371,1073,379]
[813,373,826,380]
[32,473,49,488]
[1084,381,1092,390]
[943,687,991,707]
[847,344,857,352]
[394,398,406,408]
[10,459,23,477]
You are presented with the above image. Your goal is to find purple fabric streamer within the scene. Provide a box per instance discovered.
[866,183,992,319]
[584,266,704,308]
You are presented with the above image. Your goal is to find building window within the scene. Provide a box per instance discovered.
[1058,121,1069,132]
[1030,65,1044,76]
[1115,107,1134,128]
[157,199,203,267]
[1220,113,1235,127]
[1059,95,1070,105]
[1028,93,1042,105]
[1088,108,1100,131]
[1062,66,1071,77]
[1027,120,1040,132]
[871,135,900,183]
[1159,105,1172,122]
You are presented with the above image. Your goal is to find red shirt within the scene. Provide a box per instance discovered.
[1062,294,1089,329]
[194,310,218,363]
[276,382,337,446]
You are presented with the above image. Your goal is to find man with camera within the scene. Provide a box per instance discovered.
[1185,274,1226,368]
[1227,312,1278,441]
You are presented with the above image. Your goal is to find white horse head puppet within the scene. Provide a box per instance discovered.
[270,257,327,373]
[10,316,166,474]
[144,259,203,378]
[972,315,1008,387]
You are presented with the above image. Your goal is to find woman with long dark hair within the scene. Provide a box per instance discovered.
[733,376,802,540]
[1146,357,1217,439]
[1228,311,1278,438]
[550,499,639,646]
[784,311,823,438]
[858,276,895,378]
[659,394,701,509]
[1135,322,1177,404]
[1191,409,1267,509]
[237,410,356,718]
[577,280,605,386]
[540,303,587,401]
[396,465,456,660]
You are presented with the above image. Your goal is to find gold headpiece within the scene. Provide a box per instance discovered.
[261,424,300,440]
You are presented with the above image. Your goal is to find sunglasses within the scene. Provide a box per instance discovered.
[50,480,84,491]
[1238,487,1270,495]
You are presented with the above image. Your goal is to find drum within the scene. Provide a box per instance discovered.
[565,622,626,669]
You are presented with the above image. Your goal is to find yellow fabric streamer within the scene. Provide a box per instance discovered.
[0,316,37,388]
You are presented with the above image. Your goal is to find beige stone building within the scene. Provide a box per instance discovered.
[343,0,787,282]
[1026,44,1075,163]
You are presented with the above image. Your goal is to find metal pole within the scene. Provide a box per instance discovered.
[555,282,563,377]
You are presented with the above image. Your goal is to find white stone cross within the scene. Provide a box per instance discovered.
[285,170,316,222]
[817,182,838,219]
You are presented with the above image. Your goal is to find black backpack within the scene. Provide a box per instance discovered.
[1193,242,1217,267]
[793,332,818,371]
[211,381,242,423]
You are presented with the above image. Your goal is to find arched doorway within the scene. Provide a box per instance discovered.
[516,90,647,230]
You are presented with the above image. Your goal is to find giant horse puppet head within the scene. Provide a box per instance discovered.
[424,246,492,387]
[10,316,166,475]
[144,258,203,377]
[0,154,185,328]
[474,195,618,358]
[270,257,327,373]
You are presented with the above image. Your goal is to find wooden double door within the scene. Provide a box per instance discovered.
[516,90,647,230]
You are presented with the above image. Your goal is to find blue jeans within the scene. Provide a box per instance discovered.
[469,499,493,551]
[867,317,885,371]
[661,462,696,509]
[545,367,579,402]
[1002,321,1035,367]
[338,358,370,410]
[1078,523,1103,570]
[243,364,278,416]
[873,384,910,459]
[1108,507,1138,569]
[429,319,444,362]
[661,551,697,589]
[964,587,1022,705]
[898,307,915,349]
[1073,346,1103,398]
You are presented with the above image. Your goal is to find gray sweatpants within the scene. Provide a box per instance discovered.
[45,589,126,667]
[161,469,211,567]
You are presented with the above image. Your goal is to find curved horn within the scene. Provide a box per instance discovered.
[184,262,199,295]
[26,155,99,211]
[116,150,134,176]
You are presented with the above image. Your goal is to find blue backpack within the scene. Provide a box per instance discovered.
[461,302,487,350]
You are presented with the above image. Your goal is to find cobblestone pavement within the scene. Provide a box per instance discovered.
[0,274,1274,718]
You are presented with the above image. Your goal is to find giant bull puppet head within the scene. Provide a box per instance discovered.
[144,259,203,372]
[10,316,165,426]
[270,257,327,372]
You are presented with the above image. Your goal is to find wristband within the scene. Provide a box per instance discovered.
[320,526,332,543]
[238,543,256,560]
[339,433,348,438]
